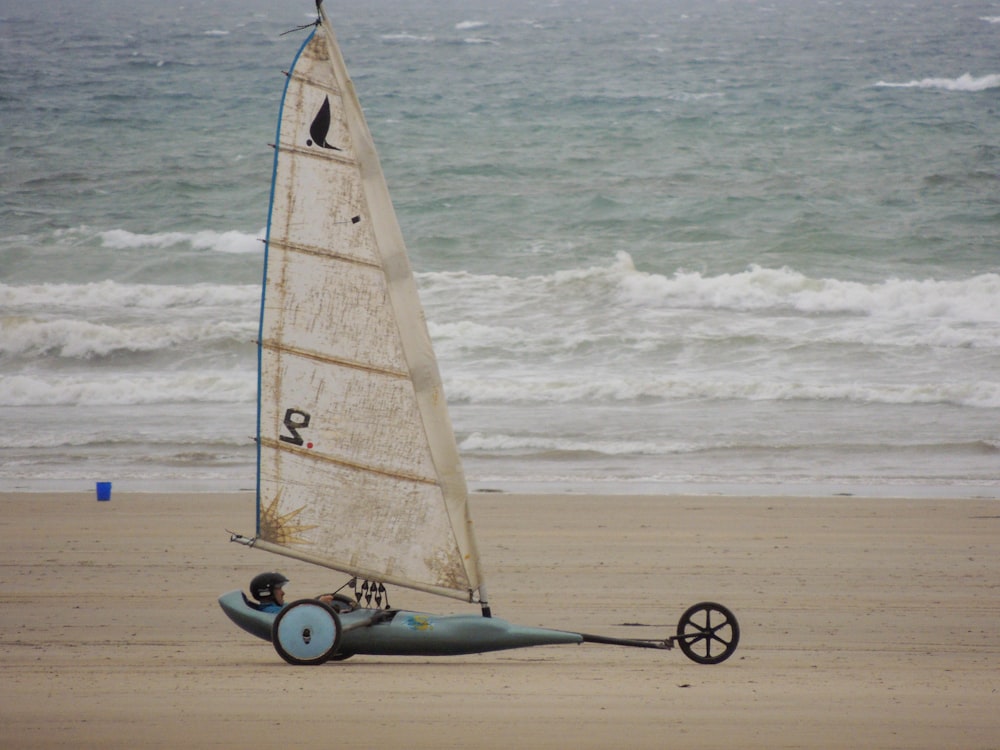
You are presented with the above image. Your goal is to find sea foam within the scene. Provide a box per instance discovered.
[0,372,255,407]
[0,280,259,311]
[444,373,1000,410]
[0,317,253,359]
[98,227,263,254]
[875,73,1000,92]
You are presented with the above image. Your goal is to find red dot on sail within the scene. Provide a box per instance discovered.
[307,442,314,449]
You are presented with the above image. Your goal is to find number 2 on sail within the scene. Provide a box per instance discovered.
[279,408,311,446]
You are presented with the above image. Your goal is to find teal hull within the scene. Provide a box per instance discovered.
[218,590,583,657]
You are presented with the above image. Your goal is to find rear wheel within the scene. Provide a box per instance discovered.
[272,599,342,665]
[676,602,739,665]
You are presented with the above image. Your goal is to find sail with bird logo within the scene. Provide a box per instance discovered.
[245,0,487,607]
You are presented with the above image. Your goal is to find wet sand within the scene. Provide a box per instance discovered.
[1,491,997,749]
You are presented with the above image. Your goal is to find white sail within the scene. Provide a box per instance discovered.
[253,4,485,603]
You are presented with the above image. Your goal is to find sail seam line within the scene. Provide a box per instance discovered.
[276,142,357,166]
[260,340,409,379]
[259,437,439,485]
[267,238,381,270]
[288,70,341,96]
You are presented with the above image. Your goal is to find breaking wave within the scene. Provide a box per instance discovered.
[421,254,1000,351]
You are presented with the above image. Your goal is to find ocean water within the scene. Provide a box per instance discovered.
[2,0,998,496]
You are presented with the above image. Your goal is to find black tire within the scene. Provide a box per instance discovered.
[676,602,740,665]
[272,599,342,665]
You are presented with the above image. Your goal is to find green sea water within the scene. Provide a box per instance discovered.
[2,0,998,494]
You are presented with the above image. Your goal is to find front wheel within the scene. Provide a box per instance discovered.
[272,599,342,665]
[676,602,739,665]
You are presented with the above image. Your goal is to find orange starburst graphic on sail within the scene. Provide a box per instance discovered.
[259,491,317,545]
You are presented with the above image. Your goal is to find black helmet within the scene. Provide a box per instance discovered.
[250,571,288,601]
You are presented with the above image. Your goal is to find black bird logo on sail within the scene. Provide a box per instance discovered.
[307,96,342,150]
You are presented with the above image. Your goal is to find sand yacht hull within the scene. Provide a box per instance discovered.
[219,590,583,658]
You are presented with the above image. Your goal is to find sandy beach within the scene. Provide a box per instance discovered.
[1,491,996,749]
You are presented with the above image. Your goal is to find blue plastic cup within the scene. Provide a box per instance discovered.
[96,482,112,501]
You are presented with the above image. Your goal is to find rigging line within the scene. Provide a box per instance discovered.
[280,17,319,37]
